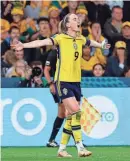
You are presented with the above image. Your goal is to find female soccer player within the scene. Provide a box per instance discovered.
[12,13,110,157]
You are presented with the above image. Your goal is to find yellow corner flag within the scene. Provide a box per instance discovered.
[80,97,101,135]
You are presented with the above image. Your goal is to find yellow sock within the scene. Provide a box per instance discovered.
[60,116,72,145]
[71,111,82,143]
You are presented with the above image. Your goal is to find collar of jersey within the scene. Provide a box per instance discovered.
[61,33,82,40]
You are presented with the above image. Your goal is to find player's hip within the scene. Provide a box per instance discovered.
[54,69,81,82]
[54,76,81,82]
[54,81,82,102]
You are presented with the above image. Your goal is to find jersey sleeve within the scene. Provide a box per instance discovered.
[50,34,61,46]
[81,35,91,46]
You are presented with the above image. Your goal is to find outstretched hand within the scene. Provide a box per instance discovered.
[101,40,111,49]
[11,40,24,50]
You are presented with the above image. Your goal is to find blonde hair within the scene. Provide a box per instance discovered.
[14,59,26,67]
[4,50,17,65]
[62,13,72,33]
[58,20,65,33]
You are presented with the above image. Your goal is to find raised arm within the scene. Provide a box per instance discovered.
[89,39,110,49]
[11,38,53,50]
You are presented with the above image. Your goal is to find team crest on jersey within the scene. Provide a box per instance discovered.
[73,43,78,50]
[63,88,68,95]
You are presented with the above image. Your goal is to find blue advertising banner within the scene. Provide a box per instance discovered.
[1,88,130,146]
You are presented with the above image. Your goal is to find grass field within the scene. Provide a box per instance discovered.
[1,146,130,161]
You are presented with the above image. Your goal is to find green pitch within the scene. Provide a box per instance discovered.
[1,146,130,161]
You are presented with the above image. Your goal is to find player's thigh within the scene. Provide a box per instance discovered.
[62,96,80,114]
[58,103,66,118]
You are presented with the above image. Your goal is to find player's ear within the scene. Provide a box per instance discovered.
[66,22,70,28]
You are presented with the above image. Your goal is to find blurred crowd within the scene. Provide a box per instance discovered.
[1,0,130,80]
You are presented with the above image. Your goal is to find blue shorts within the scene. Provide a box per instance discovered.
[53,81,82,102]
[51,83,61,103]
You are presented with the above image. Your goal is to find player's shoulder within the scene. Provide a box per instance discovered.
[51,33,66,39]
[51,34,60,38]
[77,34,86,40]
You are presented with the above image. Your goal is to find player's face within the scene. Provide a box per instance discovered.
[68,14,80,32]
[93,65,104,77]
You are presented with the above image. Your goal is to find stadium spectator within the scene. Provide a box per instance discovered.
[104,6,123,48]
[10,7,23,29]
[31,17,51,40]
[88,22,109,56]
[48,4,60,35]
[60,1,79,20]
[89,22,105,43]
[76,2,91,37]
[6,59,28,78]
[1,26,20,55]
[18,61,48,88]
[92,63,105,77]
[1,26,31,64]
[84,1,111,30]
[1,1,13,22]
[24,1,41,19]
[124,67,130,77]
[1,50,17,77]
[0,19,10,43]
[121,22,130,67]
[81,46,106,76]
[123,1,130,22]
[105,41,127,76]
[30,17,52,66]
[14,48,24,61]
[11,7,36,40]
[30,61,44,74]
[24,1,51,19]
[105,0,123,10]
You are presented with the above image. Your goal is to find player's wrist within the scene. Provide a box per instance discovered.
[101,41,105,49]
[48,81,54,86]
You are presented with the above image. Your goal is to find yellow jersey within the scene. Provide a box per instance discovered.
[51,33,87,82]
[81,48,106,71]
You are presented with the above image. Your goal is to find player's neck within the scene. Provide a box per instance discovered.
[67,29,77,38]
